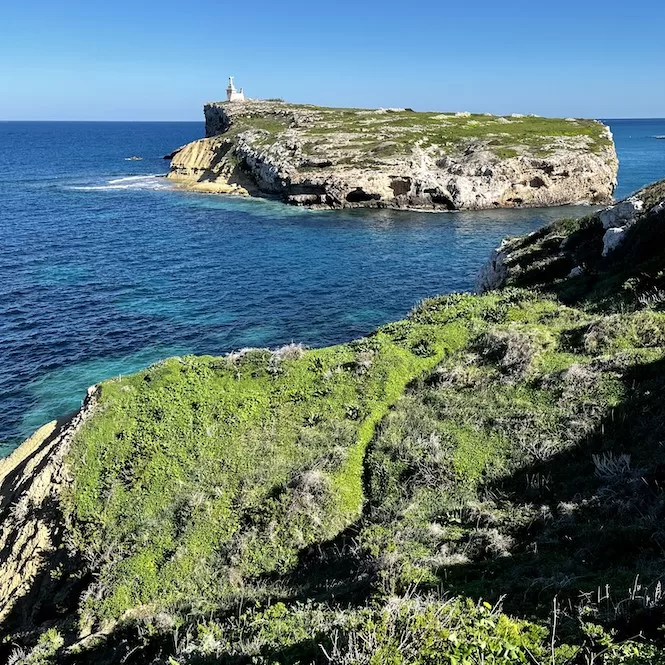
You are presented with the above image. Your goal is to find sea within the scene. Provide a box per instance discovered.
[1,118,664,454]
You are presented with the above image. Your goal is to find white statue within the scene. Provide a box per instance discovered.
[226,76,246,103]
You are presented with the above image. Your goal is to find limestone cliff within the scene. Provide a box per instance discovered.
[0,388,97,649]
[476,180,665,308]
[167,101,618,210]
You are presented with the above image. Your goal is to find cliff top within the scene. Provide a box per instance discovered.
[204,99,614,166]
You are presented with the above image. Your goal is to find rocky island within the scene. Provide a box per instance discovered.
[3,181,665,663]
[167,100,619,210]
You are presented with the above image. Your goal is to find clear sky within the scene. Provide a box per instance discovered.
[1,0,663,120]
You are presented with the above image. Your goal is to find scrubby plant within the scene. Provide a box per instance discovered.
[583,311,665,353]
[8,629,64,665]
[476,326,551,379]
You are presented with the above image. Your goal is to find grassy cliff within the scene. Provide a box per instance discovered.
[6,185,665,664]
[479,180,665,310]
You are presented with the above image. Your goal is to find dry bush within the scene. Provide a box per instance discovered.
[430,355,483,389]
[353,350,375,375]
[287,469,332,527]
[584,317,619,354]
[584,312,665,353]
[273,342,307,361]
[224,346,268,364]
[592,452,631,478]
[477,328,543,379]
[560,362,599,400]
[395,432,453,488]
[638,287,665,309]
[467,528,514,559]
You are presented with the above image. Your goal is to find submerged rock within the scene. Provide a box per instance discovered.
[167,101,619,211]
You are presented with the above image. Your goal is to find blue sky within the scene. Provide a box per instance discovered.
[1,0,663,120]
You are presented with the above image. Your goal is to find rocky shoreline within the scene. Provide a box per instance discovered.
[167,100,619,211]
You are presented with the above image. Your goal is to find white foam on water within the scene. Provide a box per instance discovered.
[67,174,171,191]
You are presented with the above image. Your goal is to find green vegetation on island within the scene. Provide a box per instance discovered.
[219,104,613,164]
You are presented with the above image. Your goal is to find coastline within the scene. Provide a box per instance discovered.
[166,101,619,212]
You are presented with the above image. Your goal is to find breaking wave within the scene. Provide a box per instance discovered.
[67,174,171,191]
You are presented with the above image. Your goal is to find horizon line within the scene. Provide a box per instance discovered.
[2,116,665,123]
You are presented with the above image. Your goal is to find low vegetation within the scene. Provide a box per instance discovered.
[303,107,611,160]
[7,187,665,664]
[223,103,612,166]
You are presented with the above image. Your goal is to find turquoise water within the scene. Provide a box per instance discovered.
[1,119,664,453]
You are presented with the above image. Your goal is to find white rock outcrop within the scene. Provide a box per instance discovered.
[476,186,665,292]
[599,196,644,229]
[168,101,619,211]
[599,196,644,256]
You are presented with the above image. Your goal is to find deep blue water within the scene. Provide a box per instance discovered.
[1,118,664,454]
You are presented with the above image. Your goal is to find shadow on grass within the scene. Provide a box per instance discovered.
[436,354,665,636]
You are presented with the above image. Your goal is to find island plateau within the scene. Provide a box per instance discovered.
[167,100,619,210]
[3,179,665,664]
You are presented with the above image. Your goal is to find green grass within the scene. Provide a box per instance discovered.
[65,307,475,622]
[49,290,665,664]
[222,102,612,164]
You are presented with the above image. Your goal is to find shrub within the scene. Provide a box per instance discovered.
[476,327,549,379]
[9,629,64,665]
[583,312,665,354]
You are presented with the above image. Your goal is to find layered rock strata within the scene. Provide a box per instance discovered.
[168,101,618,210]
[0,388,98,636]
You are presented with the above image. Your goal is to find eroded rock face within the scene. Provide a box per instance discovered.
[167,101,619,211]
[476,238,513,292]
[0,388,98,642]
[476,181,665,295]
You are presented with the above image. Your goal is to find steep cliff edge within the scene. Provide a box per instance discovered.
[477,179,665,309]
[167,100,618,210]
[0,388,98,656]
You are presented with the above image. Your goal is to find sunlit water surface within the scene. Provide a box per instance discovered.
[1,118,664,452]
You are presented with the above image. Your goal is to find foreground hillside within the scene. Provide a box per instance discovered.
[167,101,618,210]
[3,184,665,663]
